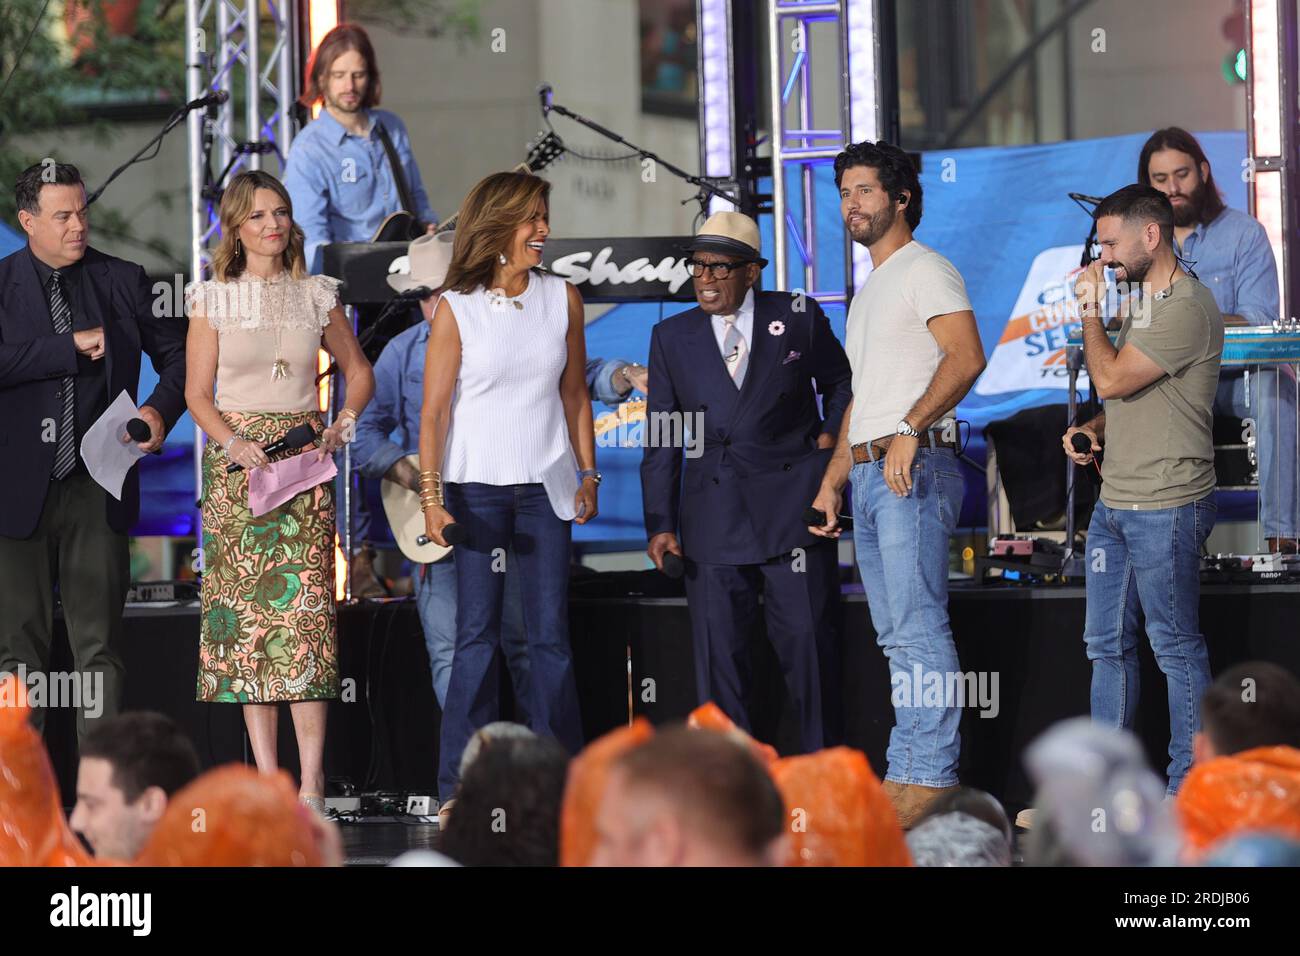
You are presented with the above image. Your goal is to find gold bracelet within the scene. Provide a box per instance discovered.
[338,407,359,421]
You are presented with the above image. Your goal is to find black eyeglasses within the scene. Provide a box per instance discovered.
[685,258,754,279]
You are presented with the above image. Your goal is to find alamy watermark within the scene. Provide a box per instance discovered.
[0,665,104,718]
[595,409,704,458]
[890,665,1000,718]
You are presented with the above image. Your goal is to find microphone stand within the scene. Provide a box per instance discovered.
[541,87,736,218]
[87,99,208,206]
[317,290,429,601]
[1062,190,1104,577]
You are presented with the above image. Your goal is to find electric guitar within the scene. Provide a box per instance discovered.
[370,132,567,243]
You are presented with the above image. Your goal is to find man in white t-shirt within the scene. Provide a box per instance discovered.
[809,141,986,829]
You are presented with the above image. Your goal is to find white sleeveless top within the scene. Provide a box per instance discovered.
[441,271,579,520]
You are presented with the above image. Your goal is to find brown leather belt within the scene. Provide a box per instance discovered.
[851,431,958,464]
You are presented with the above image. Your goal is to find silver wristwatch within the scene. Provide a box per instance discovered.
[896,419,920,438]
[578,468,603,485]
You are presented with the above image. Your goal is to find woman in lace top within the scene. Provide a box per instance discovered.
[184,170,373,811]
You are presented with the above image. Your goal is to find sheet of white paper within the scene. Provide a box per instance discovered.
[80,390,149,500]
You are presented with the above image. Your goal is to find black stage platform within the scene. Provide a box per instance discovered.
[42,582,1300,817]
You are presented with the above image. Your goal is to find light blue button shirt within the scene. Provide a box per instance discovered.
[282,108,436,274]
[1174,206,1279,327]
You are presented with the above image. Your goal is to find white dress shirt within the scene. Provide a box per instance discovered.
[710,287,756,361]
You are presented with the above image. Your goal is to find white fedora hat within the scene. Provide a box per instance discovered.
[388,230,455,293]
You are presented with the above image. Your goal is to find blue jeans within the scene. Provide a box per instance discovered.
[1216,368,1299,539]
[412,552,530,713]
[437,482,583,800]
[1083,497,1215,793]
[851,448,964,788]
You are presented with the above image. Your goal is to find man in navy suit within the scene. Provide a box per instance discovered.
[641,212,852,752]
[0,162,187,739]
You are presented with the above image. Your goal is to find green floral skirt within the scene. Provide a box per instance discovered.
[197,410,339,703]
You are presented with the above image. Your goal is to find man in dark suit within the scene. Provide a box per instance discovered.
[0,162,187,739]
[641,212,852,752]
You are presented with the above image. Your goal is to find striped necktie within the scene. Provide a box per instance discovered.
[47,270,78,480]
[722,313,748,389]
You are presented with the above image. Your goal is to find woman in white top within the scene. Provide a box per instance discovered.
[184,171,373,813]
[419,171,597,802]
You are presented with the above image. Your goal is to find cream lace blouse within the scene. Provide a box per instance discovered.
[186,273,341,413]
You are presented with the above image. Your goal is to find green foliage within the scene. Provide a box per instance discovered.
[348,0,482,42]
[0,0,187,256]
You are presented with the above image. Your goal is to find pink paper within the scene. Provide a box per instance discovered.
[247,448,338,516]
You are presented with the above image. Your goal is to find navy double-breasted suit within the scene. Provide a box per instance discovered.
[641,288,852,750]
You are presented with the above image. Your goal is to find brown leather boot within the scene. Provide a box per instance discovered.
[349,547,388,600]
[886,783,960,830]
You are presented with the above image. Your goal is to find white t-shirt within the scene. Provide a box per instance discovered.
[845,240,972,446]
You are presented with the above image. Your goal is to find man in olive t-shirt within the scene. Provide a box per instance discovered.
[1062,184,1223,794]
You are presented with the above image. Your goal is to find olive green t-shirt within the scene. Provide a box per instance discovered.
[1101,277,1223,510]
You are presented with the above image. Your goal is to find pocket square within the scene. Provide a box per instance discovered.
[782,350,802,365]
[248,448,337,517]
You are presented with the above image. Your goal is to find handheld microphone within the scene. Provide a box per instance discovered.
[538,83,553,115]
[660,551,685,579]
[125,417,164,455]
[226,423,317,473]
[186,90,230,111]
[802,506,854,532]
[1070,432,1103,477]
[391,285,434,301]
[416,524,466,547]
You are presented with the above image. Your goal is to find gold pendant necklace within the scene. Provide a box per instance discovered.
[268,281,292,381]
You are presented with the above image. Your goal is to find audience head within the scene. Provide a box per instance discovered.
[591,725,785,867]
[459,720,536,778]
[440,735,569,866]
[1024,718,1180,867]
[135,765,328,866]
[1196,661,1300,763]
[908,786,1012,866]
[70,711,200,860]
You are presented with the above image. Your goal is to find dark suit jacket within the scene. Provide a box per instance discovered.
[0,246,187,538]
[641,290,852,565]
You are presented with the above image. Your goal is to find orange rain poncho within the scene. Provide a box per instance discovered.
[772,747,911,867]
[559,717,655,866]
[560,703,908,867]
[1177,745,1300,854]
[0,675,93,867]
[135,765,324,867]
[686,701,778,766]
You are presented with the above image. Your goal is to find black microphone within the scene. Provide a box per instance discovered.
[1068,192,1105,205]
[186,90,230,111]
[803,506,854,531]
[391,285,434,301]
[538,83,553,115]
[1071,431,1103,477]
[416,524,466,547]
[660,551,685,579]
[125,417,164,455]
[226,423,317,473]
